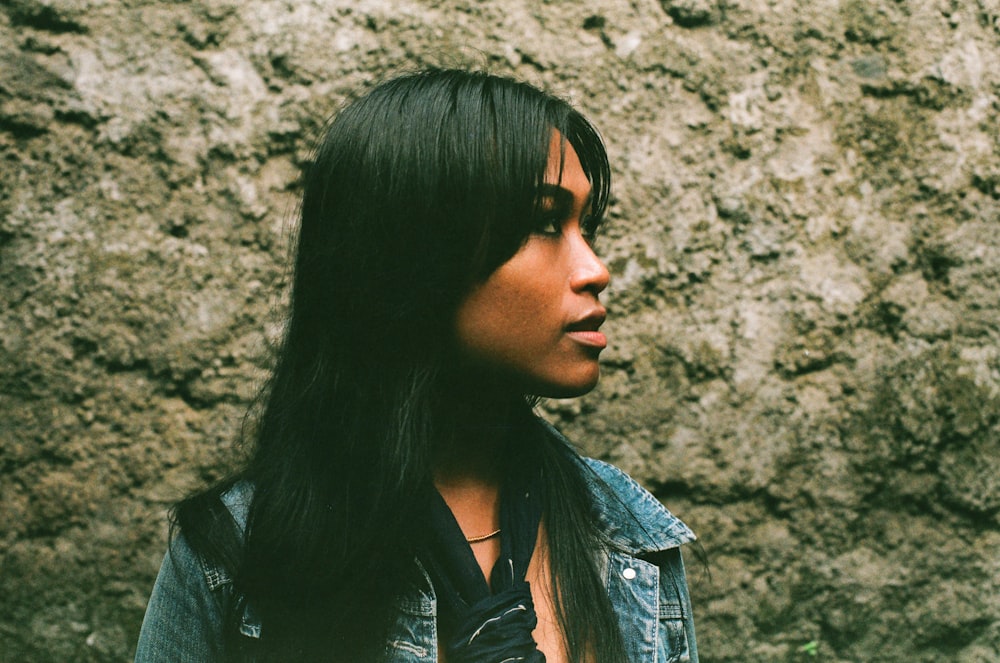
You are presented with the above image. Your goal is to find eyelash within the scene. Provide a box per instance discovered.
[531,212,602,245]
[581,214,601,243]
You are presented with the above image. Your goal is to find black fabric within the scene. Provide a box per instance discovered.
[421,456,546,663]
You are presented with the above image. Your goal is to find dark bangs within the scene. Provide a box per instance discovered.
[372,68,612,281]
[471,80,612,278]
[452,73,611,280]
[561,109,611,235]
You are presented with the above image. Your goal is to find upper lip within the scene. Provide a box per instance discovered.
[566,308,607,332]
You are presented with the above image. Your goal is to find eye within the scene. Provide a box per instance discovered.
[531,211,565,238]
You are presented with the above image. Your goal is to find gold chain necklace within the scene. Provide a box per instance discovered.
[465,528,501,543]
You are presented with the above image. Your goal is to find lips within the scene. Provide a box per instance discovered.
[566,309,607,349]
[566,309,606,332]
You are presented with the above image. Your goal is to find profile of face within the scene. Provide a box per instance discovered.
[454,132,611,398]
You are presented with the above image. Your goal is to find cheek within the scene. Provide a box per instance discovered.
[455,277,553,356]
[456,283,526,350]
[453,241,565,358]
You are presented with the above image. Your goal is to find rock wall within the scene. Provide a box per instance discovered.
[1,0,998,661]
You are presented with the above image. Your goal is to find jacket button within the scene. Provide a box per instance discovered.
[622,567,637,580]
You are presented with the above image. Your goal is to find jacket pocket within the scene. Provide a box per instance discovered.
[384,572,436,662]
[651,548,694,663]
[656,594,689,662]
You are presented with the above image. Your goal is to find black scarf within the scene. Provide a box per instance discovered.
[421,463,546,663]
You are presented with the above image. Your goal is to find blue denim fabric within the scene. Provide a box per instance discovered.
[136,456,698,662]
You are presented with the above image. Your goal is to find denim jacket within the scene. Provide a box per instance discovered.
[136,457,698,662]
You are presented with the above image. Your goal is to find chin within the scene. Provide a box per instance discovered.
[532,371,601,399]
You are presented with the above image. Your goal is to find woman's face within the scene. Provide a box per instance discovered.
[454,133,610,398]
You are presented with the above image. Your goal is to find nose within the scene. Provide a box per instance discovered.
[569,236,610,295]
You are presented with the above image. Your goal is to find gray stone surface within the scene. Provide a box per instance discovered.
[1,0,999,660]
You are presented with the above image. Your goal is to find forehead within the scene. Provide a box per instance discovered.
[543,132,592,200]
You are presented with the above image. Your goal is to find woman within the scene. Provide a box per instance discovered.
[135,68,698,663]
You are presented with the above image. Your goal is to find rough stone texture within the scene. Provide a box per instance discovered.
[1,1,998,661]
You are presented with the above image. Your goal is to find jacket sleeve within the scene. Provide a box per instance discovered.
[134,533,227,662]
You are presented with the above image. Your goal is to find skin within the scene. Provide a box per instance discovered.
[436,132,609,663]
[453,132,611,399]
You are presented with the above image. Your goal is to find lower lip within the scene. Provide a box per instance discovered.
[567,330,607,349]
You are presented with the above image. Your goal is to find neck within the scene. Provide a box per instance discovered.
[429,375,538,583]
[432,376,525,487]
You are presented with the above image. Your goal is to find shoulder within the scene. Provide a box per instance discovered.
[180,480,262,636]
[169,480,254,592]
[537,418,696,554]
[135,484,261,660]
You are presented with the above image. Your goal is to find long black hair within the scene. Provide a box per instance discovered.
[174,68,626,661]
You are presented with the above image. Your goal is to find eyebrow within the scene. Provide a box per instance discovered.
[537,183,593,212]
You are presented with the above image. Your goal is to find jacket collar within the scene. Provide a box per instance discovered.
[581,456,696,555]
[538,419,695,554]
